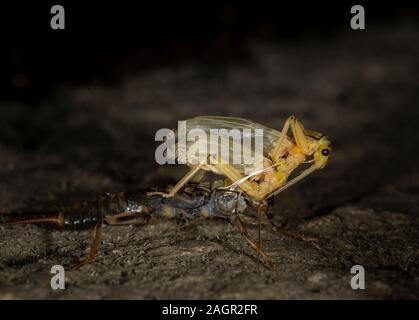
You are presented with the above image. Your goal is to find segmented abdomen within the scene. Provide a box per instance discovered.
[62,192,128,230]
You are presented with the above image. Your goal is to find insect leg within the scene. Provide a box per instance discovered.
[190,169,206,183]
[271,115,311,162]
[103,211,150,226]
[266,162,320,198]
[213,163,271,200]
[271,221,319,242]
[258,208,263,247]
[230,215,275,270]
[73,222,102,269]
[168,164,206,197]
[72,212,151,269]
[290,117,310,153]
[213,164,255,193]
[147,164,205,198]
[270,115,293,162]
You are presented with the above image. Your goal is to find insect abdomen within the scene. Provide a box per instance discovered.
[62,192,128,230]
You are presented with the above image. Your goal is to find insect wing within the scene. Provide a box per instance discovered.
[180,116,289,174]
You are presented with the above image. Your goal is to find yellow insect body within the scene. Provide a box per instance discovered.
[156,115,331,201]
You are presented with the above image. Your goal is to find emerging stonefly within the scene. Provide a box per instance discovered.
[154,115,332,201]
[149,115,332,268]
[0,115,331,270]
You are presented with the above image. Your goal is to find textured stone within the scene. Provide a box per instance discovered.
[0,24,418,299]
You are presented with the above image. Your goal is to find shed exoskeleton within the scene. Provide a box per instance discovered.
[0,181,316,269]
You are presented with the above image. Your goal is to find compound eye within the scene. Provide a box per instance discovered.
[321,149,330,156]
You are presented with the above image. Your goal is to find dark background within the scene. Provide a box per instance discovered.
[2,2,418,102]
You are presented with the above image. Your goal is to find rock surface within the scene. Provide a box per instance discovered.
[0,24,418,299]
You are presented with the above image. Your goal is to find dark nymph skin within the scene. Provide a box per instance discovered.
[0,181,316,269]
